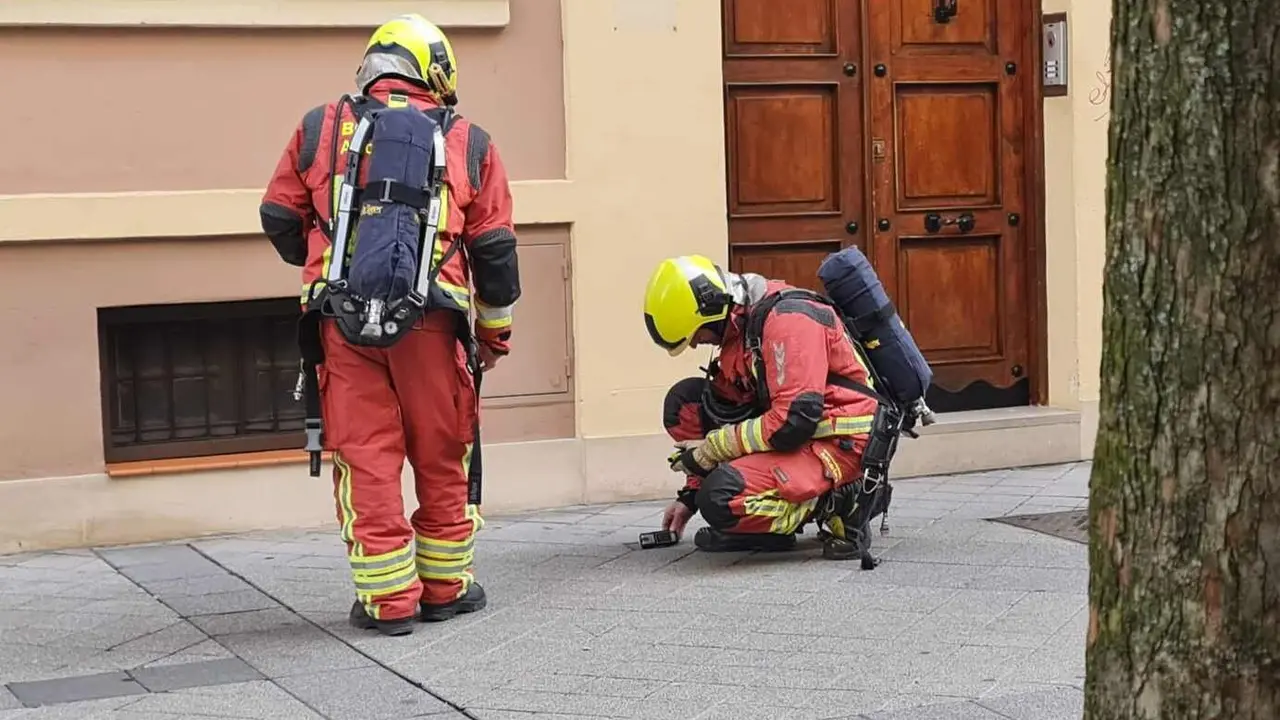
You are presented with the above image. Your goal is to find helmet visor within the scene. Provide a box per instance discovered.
[355,53,423,92]
[645,313,692,356]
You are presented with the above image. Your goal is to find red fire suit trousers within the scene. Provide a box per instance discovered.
[318,311,483,621]
[663,377,866,535]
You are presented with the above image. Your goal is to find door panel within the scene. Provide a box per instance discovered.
[894,0,995,51]
[897,236,1001,357]
[727,86,838,217]
[722,0,865,290]
[725,0,837,54]
[731,245,829,293]
[867,0,1031,412]
[895,84,999,208]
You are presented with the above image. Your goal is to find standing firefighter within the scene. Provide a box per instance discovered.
[645,256,883,555]
[259,14,520,637]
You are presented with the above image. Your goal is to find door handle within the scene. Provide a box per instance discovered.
[924,212,975,234]
[933,0,958,24]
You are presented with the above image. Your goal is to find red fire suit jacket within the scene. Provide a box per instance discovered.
[259,78,520,354]
[693,278,880,479]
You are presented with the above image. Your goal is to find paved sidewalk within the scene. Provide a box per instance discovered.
[1,463,1091,720]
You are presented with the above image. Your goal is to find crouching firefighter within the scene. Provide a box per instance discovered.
[259,13,521,636]
[645,252,933,568]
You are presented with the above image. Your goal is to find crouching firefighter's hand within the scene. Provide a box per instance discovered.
[667,439,716,478]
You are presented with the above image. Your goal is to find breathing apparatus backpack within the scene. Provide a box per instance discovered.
[737,246,937,566]
[318,95,459,347]
[294,94,473,479]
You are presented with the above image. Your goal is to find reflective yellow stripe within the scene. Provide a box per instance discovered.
[813,415,875,438]
[437,281,471,310]
[704,426,740,462]
[475,300,513,330]
[320,244,334,278]
[816,447,843,485]
[742,488,817,535]
[350,543,417,603]
[705,412,871,463]
[334,453,362,556]
[413,447,485,600]
[335,453,422,617]
[738,418,769,453]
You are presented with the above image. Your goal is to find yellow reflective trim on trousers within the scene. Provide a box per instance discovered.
[415,538,474,584]
[349,542,415,569]
[414,447,485,598]
[813,415,874,438]
[351,544,417,598]
[742,489,814,535]
[334,453,363,556]
[354,574,418,606]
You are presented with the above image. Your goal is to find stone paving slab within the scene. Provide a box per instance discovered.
[0,462,1091,719]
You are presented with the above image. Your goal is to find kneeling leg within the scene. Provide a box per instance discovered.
[692,452,827,553]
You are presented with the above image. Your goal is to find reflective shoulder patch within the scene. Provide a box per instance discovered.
[296,104,328,174]
[465,122,491,193]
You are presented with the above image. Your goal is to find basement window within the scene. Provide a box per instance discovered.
[98,298,305,464]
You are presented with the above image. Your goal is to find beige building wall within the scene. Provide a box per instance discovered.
[1041,0,1111,456]
[0,0,1112,553]
[0,0,730,553]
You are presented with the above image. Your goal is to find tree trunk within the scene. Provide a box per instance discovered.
[1085,1,1280,718]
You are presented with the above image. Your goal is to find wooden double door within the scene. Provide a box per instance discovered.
[722,0,1039,412]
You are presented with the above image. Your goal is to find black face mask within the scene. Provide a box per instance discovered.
[702,318,727,346]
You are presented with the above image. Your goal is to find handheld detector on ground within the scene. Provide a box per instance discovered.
[638,529,680,549]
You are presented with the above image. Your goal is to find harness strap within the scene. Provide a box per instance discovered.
[414,123,449,299]
[452,315,484,505]
[368,178,431,209]
[326,107,373,285]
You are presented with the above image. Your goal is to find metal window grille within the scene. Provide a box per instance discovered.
[98,298,306,463]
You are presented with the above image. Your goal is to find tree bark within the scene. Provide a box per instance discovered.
[1085,1,1280,718]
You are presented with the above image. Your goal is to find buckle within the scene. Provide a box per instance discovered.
[376,179,396,203]
[862,465,885,493]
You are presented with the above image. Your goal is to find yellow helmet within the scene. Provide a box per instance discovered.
[356,14,459,105]
[643,255,733,356]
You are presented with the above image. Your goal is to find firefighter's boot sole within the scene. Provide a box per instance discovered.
[348,601,415,637]
[420,583,488,623]
[693,527,797,553]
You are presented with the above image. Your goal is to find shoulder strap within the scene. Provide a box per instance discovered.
[295,104,327,174]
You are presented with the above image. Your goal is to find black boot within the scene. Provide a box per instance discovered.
[420,583,488,622]
[693,527,796,552]
[348,601,415,637]
[818,481,891,570]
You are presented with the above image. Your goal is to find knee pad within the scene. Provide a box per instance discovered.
[696,464,745,531]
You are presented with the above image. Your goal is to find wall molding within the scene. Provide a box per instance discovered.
[0,180,575,244]
[0,0,509,29]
